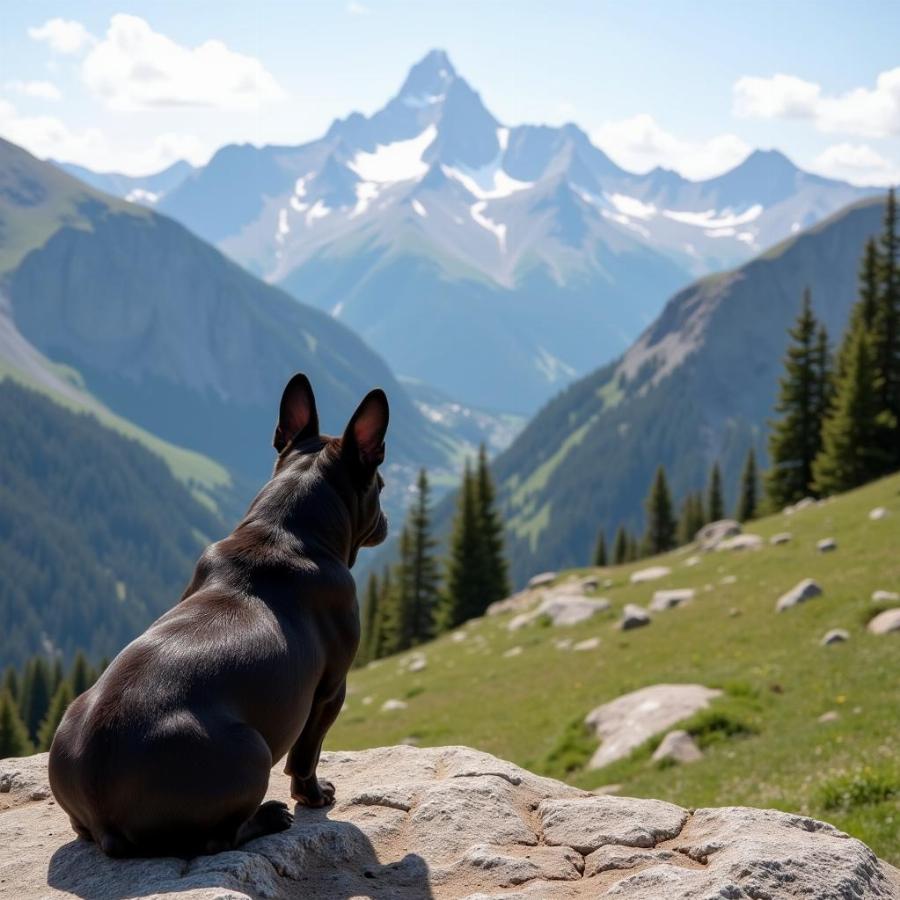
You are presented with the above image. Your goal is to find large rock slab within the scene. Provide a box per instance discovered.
[2,747,898,899]
[585,684,722,770]
[508,591,610,631]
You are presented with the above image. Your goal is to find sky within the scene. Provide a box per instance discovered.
[1,0,898,184]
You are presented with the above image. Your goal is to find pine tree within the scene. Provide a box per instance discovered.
[50,657,64,694]
[612,525,629,565]
[0,689,33,759]
[407,469,441,645]
[677,492,705,546]
[813,325,834,428]
[813,329,888,495]
[838,238,880,379]
[474,446,510,607]
[735,448,759,522]
[69,651,95,697]
[706,462,724,522]
[372,567,392,659]
[358,572,380,666]
[20,657,52,741]
[439,463,484,629]
[593,529,607,567]
[643,466,676,555]
[626,531,640,562]
[381,527,414,654]
[37,681,73,752]
[2,666,19,704]
[766,290,826,508]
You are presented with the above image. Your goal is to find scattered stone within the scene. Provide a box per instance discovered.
[579,575,599,591]
[527,571,557,589]
[361,695,373,705]
[869,506,889,520]
[503,646,523,658]
[867,608,900,635]
[776,578,823,612]
[584,684,722,769]
[4,746,897,900]
[649,589,695,612]
[872,590,900,603]
[573,637,600,652]
[818,710,840,723]
[683,555,701,567]
[603,578,614,588]
[381,698,408,712]
[695,519,741,551]
[785,496,816,515]
[405,652,427,673]
[487,590,536,616]
[451,630,468,642]
[720,575,737,585]
[728,607,741,618]
[651,730,703,764]
[817,537,838,553]
[820,629,850,646]
[716,534,763,552]
[770,531,793,545]
[618,604,651,630]
[554,638,573,651]
[629,566,671,584]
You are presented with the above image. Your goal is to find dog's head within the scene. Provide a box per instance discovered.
[272,373,389,566]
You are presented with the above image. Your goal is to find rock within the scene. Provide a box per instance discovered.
[818,710,841,723]
[821,629,850,646]
[527,571,557,589]
[869,506,889,520]
[817,537,838,552]
[579,575,599,591]
[451,630,468,642]
[507,592,611,631]
[573,637,600,652]
[651,729,703,764]
[683,555,701,567]
[381,698,408,712]
[872,590,900,603]
[720,575,737,586]
[770,531,793,545]
[649,589,695,612]
[486,590,536,616]
[405,652,427,673]
[585,684,721,770]
[502,646,523,658]
[3,747,898,899]
[554,638,573,650]
[618,604,651,630]
[868,608,900,635]
[715,534,763,551]
[629,566,671,584]
[776,578,823,612]
[785,496,817,515]
[695,519,742,551]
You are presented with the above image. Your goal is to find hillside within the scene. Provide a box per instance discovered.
[0,381,225,667]
[330,472,900,865]
[485,195,887,583]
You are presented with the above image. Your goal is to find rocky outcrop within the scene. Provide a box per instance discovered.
[3,747,898,899]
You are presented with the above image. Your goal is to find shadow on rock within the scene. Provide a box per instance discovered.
[47,804,434,900]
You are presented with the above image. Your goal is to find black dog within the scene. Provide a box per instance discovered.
[48,374,389,857]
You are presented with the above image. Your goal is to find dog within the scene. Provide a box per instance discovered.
[48,374,389,858]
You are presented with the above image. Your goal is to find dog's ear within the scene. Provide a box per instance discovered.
[273,373,319,453]
[342,389,389,475]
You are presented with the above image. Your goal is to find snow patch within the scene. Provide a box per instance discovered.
[275,208,290,244]
[350,181,380,218]
[332,301,345,317]
[442,128,532,199]
[791,221,801,233]
[402,92,444,108]
[601,209,651,239]
[349,125,436,183]
[663,204,763,229]
[305,200,330,226]
[705,227,736,238]
[412,199,427,217]
[534,347,577,383]
[497,127,510,151]
[608,193,657,221]
[470,201,507,251]
[737,231,756,245]
[125,188,159,205]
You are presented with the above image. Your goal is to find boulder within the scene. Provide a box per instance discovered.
[715,534,763,552]
[872,590,900,603]
[2,748,898,899]
[629,566,671,584]
[527,571,557,589]
[486,590,536,616]
[868,608,900,635]
[776,578,823,612]
[585,684,721,770]
[820,629,850,646]
[649,589,695,612]
[869,506,889,520]
[507,592,610,631]
[695,519,742,551]
[651,729,703,764]
[817,537,838,553]
[618,604,651,630]
[770,531,793,545]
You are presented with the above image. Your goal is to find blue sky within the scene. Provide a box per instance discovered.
[1,0,898,183]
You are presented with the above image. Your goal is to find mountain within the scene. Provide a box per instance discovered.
[0,379,224,668]
[484,194,887,585]
[106,49,876,412]
[54,159,194,206]
[0,137,453,518]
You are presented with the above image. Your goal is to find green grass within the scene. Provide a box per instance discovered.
[332,473,900,864]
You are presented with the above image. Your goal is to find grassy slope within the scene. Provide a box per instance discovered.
[332,473,900,864]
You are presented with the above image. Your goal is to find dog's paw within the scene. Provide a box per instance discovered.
[257,799,294,832]
[291,775,336,808]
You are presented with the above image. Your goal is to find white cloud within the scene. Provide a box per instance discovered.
[28,18,94,55]
[733,68,900,138]
[811,143,900,187]
[591,114,751,180]
[347,1,371,14]
[5,80,62,102]
[81,14,287,110]
[0,100,211,175]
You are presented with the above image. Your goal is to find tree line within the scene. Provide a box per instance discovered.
[358,445,509,665]
[0,651,103,759]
